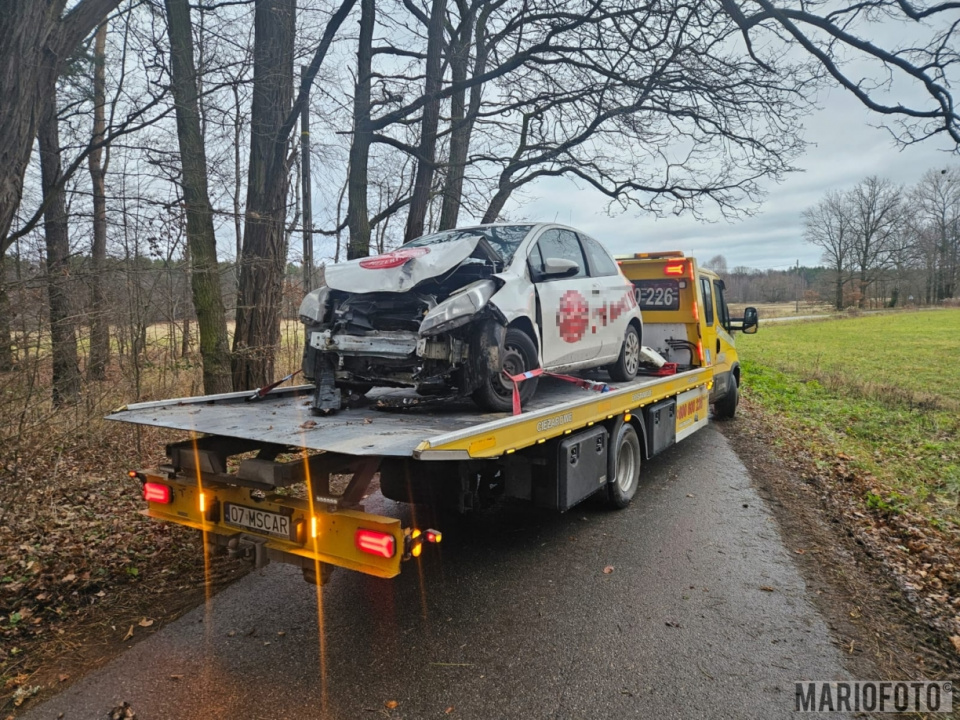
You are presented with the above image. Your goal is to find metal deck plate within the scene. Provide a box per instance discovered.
[106,373,701,458]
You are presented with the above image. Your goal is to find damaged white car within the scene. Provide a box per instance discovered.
[298,223,643,413]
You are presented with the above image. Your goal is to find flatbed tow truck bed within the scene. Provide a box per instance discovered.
[110,368,711,583]
[107,368,711,461]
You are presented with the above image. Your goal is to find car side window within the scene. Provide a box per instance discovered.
[700,277,715,326]
[531,229,587,279]
[714,279,730,331]
[578,234,619,277]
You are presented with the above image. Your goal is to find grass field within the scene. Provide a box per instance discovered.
[737,309,960,526]
[729,301,836,319]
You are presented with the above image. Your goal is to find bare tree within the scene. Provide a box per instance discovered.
[232,0,357,389]
[87,22,110,380]
[705,255,728,274]
[403,0,446,242]
[804,190,853,310]
[38,81,83,405]
[721,0,960,148]
[164,0,233,393]
[346,0,375,259]
[0,0,124,248]
[849,176,902,307]
[910,167,960,302]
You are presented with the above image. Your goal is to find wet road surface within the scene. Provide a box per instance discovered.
[21,425,849,719]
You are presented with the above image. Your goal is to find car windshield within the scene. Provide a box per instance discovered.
[405,225,534,265]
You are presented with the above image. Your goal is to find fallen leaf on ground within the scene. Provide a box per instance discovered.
[665,620,681,628]
[58,674,69,683]
[300,420,317,429]
[759,586,775,592]
[603,565,614,574]
[445,707,455,714]
[122,625,134,641]
[169,675,183,681]
[384,700,399,709]
[138,618,154,628]
[109,701,136,719]
[795,549,806,555]
[950,636,960,654]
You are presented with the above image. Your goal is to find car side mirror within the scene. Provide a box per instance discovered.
[541,257,580,279]
[740,306,759,334]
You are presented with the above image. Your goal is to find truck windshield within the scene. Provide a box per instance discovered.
[406,225,533,265]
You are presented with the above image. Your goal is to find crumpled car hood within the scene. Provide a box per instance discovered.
[324,237,486,294]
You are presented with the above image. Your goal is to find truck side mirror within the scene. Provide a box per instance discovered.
[741,306,759,334]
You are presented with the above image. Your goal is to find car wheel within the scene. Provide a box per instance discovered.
[605,418,641,509]
[608,324,640,382]
[472,328,539,412]
[714,376,738,419]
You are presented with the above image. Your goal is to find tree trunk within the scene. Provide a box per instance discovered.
[482,182,513,224]
[165,0,234,394]
[0,249,12,371]
[232,0,296,390]
[346,0,374,260]
[403,0,445,242]
[87,22,109,380]
[0,0,124,254]
[38,79,82,406]
[438,4,478,231]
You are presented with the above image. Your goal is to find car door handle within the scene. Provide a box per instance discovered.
[591,284,601,296]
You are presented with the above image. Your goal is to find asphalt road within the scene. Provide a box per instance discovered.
[21,425,849,720]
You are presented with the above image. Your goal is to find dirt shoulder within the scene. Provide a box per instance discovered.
[720,398,960,684]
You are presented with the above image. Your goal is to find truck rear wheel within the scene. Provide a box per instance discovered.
[606,419,641,509]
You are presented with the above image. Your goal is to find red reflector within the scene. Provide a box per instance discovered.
[355,529,395,558]
[664,261,686,276]
[143,482,172,504]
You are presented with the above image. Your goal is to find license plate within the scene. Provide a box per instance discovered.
[223,503,291,539]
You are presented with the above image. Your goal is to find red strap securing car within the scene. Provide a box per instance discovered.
[505,369,614,416]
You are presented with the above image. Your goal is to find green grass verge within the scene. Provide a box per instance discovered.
[737,309,960,528]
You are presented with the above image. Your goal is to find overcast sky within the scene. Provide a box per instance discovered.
[502,87,958,272]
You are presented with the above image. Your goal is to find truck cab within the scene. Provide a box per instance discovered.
[616,252,758,418]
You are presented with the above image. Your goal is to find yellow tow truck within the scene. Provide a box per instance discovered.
[111,252,758,585]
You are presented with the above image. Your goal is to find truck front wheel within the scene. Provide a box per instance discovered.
[713,377,739,419]
[606,419,641,509]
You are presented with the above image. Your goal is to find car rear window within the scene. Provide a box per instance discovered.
[406,225,534,264]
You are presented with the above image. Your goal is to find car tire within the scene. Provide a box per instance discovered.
[608,324,641,382]
[472,328,539,412]
[605,418,641,509]
[714,376,738,419]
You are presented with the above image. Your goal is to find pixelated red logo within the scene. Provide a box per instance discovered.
[359,246,430,269]
[556,289,589,343]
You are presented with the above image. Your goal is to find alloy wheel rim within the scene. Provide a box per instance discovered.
[624,331,640,375]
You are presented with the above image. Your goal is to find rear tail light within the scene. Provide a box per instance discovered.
[355,529,396,558]
[664,261,686,276]
[143,482,172,504]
